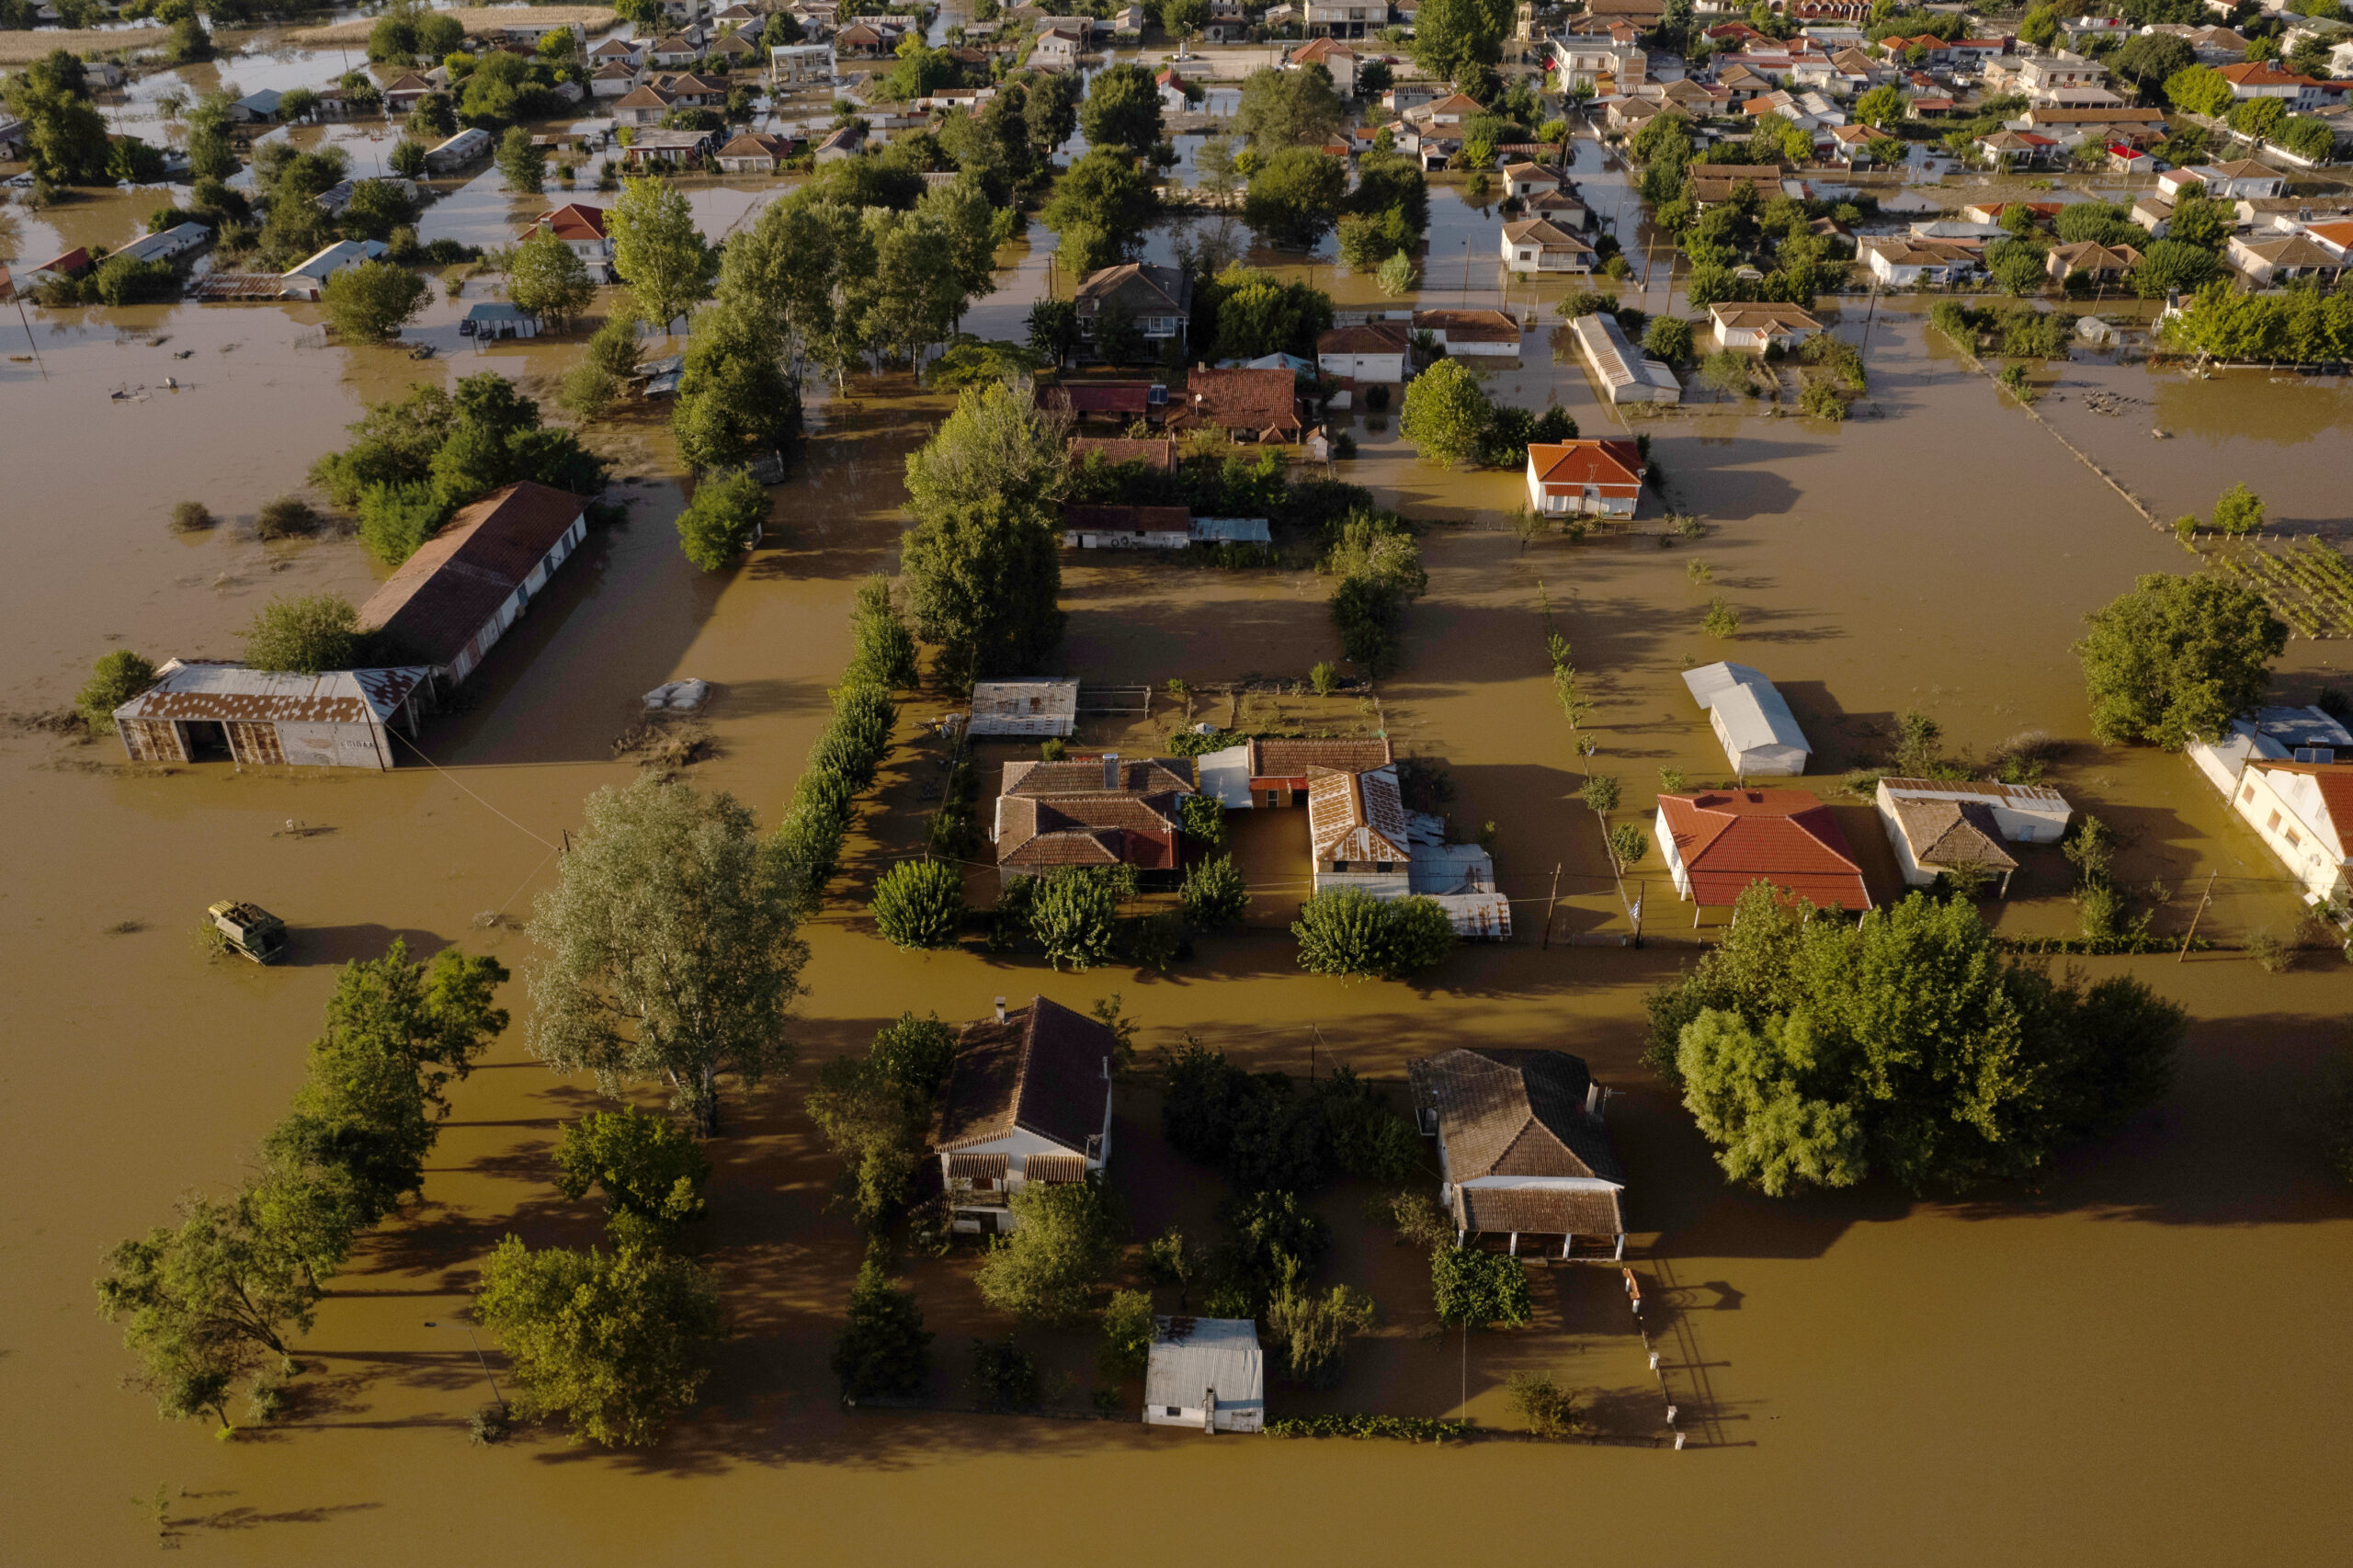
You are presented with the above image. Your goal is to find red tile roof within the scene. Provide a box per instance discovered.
[1317,323,1411,355]
[1658,789,1870,909]
[1528,438,1645,490]
[529,202,606,242]
[1070,435,1178,472]
[1181,367,1302,433]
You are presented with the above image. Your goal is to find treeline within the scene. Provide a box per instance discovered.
[776,581,919,914]
[1629,116,1859,311]
[2158,280,2353,365]
[311,372,607,566]
[97,943,509,1431]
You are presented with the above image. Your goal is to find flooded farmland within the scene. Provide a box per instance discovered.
[6,99,2353,1563]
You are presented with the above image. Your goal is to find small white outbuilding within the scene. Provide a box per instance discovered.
[1144,1316,1264,1434]
[1682,663,1811,777]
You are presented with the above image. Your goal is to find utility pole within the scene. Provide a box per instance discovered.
[1542,861,1561,949]
[2178,870,2217,961]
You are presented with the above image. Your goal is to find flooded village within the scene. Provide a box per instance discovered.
[5,0,2353,1560]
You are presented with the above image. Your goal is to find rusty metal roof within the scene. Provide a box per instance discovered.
[1306,764,1412,864]
[116,661,428,726]
[357,483,585,668]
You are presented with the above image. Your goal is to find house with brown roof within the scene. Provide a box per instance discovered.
[523,202,611,267]
[993,752,1199,885]
[1709,301,1824,351]
[611,83,679,126]
[1307,762,1412,897]
[1060,503,1194,549]
[2229,232,2347,286]
[1192,735,1393,809]
[1405,1048,1626,1260]
[933,995,1117,1234]
[1175,367,1305,441]
[1500,217,1597,274]
[1070,434,1179,472]
[1074,261,1192,354]
[2045,239,2141,284]
[1410,307,1522,358]
[1874,777,2071,892]
[111,661,432,770]
[1654,789,1871,916]
[1316,322,1411,382]
[1038,380,1165,421]
[355,483,589,687]
[1523,438,1647,517]
[715,131,796,172]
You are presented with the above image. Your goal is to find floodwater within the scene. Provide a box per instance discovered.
[6,120,2353,1565]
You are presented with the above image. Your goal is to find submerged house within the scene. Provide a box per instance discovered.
[1406,1047,1626,1260]
[1302,760,1511,937]
[1682,662,1811,776]
[932,994,1117,1235]
[2188,707,2353,907]
[1197,735,1393,809]
[1874,777,2073,892]
[1144,1317,1264,1433]
[992,752,1198,886]
[966,676,1079,737]
[112,661,432,770]
[1655,788,1872,916]
[355,482,588,687]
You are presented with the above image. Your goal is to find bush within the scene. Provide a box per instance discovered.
[676,469,768,572]
[78,650,158,734]
[253,495,324,540]
[89,255,180,306]
[970,1336,1039,1409]
[1266,1414,1469,1441]
[973,1179,1125,1324]
[1028,866,1131,971]
[1703,596,1741,639]
[2246,927,2294,974]
[357,482,446,566]
[1291,889,1456,981]
[1505,1370,1578,1437]
[1265,1264,1375,1387]
[169,500,216,533]
[1430,1246,1532,1327]
[1097,1288,1155,1382]
[847,841,949,940]
[1643,315,1694,363]
[1800,380,1847,421]
[242,594,358,674]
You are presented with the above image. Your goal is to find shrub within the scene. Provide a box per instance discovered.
[970,1336,1039,1408]
[1097,1288,1155,1381]
[834,1258,933,1400]
[1800,380,1847,421]
[242,594,358,674]
[78,650,158,734]
[1608,823,1648,869]
[1266,1414,1469,1441]
[1430,1245,1532,1327]
[169,500,216,533]
[1265,1264,1375,1388]
[2211,483,2264,538]
[357,482,446,566]
[1180,854,1249,931]
[1580,774,1620,815]
[1029,866,1131,971]
[676,469,768,572]
[871,858,964,949]
[1310,660,1340,696]
[1643,315,1694,363]
[2246,927,2294,974]
[1703,596,1741,639]
[1291,889,1456,981]
[1505,1370,1578,1437]
[253,495,324,540]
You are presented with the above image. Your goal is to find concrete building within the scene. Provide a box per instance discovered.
[356,483,588,687]
[966,676,1078,737]
[1709,301,1824,351]
[1682,662,1811,775]
[1316,322,1411,382]
[1655,789,1872,915]
[1523,438,1647,517]
[1144,1318,1264,1433]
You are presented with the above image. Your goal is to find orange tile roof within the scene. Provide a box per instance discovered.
[1528,438,1644,488]
[1658,789,1870,909]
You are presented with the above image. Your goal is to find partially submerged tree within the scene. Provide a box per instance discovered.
[973,1178,1126,1324]
[551,1106,711,1246]
[527,778,807,1136]
[833,1257,934,1399]
[2074,573,2285,748]
[473,1236,722,1447]
[242,594,358,675]
[77,649,157,733]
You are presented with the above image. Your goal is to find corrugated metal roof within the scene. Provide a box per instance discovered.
[1682,662,1810,758]
[1144,1317,1262,1411]
[1307,764,1412,863]
[357,482,585,668]
[116,661,428,726]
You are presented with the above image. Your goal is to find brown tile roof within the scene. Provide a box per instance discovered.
[1455,1184,1624,1237]
[1306,764,1411,863]
[1180,367,1302,434]
[1061,503,1192,535]
[1024,1152,1088,1183]
[612,85,677,110]
[356,483,585,668]
[1251,736,1393,777]
[1070,436,1179,472]
[1074,260,1189,318]
[996,793,1185,870]
[1316,323,1411,356]
[947,1151,1008,1180]
[1004,756,1195,796]
[935,995,1114,1153]
[1710,301,1824,332]
[1040,380,1156,415]
[1411,307,1520,345]
[1891,798,2016,873]
[1406,1048,1625,1184]
[1657,790,1871,909]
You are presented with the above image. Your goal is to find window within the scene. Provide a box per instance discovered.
[2286,828,2302,848]
[1332,859,1347,872]
[2243,784,2256,803]
[2268,811,2283,832]
[1165,1406,1183,1417]
[1374,860,1392,873]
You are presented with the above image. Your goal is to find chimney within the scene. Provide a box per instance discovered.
[994,996,1007,1025]
[1102,751,1120,790]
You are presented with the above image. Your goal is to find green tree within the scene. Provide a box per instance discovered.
[2112,30,2194,89]
[1039,147,1159,277]
[1430,1245,1531,1327]
[389,138,429,178]
[2128,236,2221,299]
[904,378,1069,517]
[526,777,808,1136]
[672,301,801,474]
[2228,96,2286,142]
[1027,297,1081,364]
[96,1188,324,1428]
[804,1011,957,1227]
[1029,866,1129,970]
[834,1257,934,1398]
[473,1236,722,1447]
[322,259,429,343]
[871,858,966,949]
[675,468,770,571]
[77,649,157,733]
[506,229,594,328]
[1399,358,1493,468]
[2018,4,2060,49]
[2211,482,2265,538]
[495,123,545,193]
[973,1178,1126,1323]
[901,494,1066,687]
[1410,0,1511,83]
[2164,63,2234,118]
[1098,1286,1156,1381]
[1643,314,1695,362]
[609,175,715,337]
[242,593,357,674]
[1081,62,1163,156]
[1245,145,1347,249]
[1851,84,1906,128]
[1180,854,1249,930]
[1265,1258,1376,1386]
[846,574,921,689]
[1291,889,1456,980]
[1233,63,1346,151]
[3,54,110,186]
[1205,271,1335,361]
[552,1106,711,1246]
[2074,573,2286,747]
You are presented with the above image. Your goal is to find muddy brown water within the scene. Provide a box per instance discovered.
[7,144,2353,1562]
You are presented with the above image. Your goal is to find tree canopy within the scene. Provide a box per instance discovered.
[2074,572,2286,747]
[1233,63,1346,151]
[1409,0,1512,83]
[1648,886,2187,1195]
[973,1178,1127,1323]
[1080,62,1163,156]
[609,175,715,336]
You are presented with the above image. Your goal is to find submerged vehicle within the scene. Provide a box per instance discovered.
[207,901,287,964]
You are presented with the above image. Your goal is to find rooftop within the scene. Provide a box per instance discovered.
[1658,790,1870,909]
[935,995,1113,1154]
[355,483,585,667]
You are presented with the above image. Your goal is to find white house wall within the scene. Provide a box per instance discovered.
[2233,767,2351,904]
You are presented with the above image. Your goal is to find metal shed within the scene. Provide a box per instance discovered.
[1144,1316,1264,1433]
[967,677,1079,738]
[1682,662,1811,777]
[114,661,432,770]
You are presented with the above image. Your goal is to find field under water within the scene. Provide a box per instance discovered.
[6,129,2353,1562]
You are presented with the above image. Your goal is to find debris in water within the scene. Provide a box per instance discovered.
[643,679,710,711]
[174,349,194,359]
